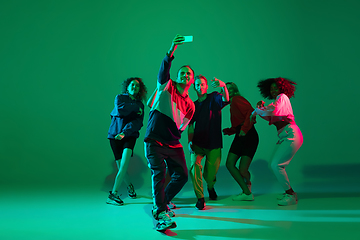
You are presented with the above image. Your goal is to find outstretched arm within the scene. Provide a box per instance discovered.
[167,34,185,58]
[211,77,230,102]
[157,34,185,85]
[250,100,274,123]
[251,94,292,124]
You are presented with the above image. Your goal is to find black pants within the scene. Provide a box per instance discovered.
[145,140,188,214]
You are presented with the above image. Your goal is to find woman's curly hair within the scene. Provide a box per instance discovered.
[121,77,147,102]
[257,77,297,99]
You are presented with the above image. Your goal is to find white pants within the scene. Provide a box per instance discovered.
[270,124,303,191]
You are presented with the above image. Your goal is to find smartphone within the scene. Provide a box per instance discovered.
[183,36,193,43]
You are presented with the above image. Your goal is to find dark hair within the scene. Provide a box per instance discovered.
[225,82,240,96]
[177,65,195,77]
[121,77,147,102]
[194,74,208,84]
[257,77,296,99]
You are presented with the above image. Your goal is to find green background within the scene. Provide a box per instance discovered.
[1,0,359,193]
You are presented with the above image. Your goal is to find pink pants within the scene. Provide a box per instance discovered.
[270,124,303,191]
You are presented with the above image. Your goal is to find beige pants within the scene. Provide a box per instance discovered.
[189,144,221,199]
[270,124,303,190]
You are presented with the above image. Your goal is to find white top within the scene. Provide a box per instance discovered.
[252,93,295,125]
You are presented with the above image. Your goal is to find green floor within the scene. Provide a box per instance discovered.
[1,188,359,240]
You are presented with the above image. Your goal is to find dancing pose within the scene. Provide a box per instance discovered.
[188,75,229,210]
[147,89,176,210]
[251,77,303,206]
[107,77,147,205]
[223,82,259,201]
[144,34,195,231]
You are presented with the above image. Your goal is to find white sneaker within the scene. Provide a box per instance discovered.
[127,183,137,199]
[106,191,124,206]
[232,193,254,201]
[277,193,286,200]
[278,193,297,206]
[156,211,176,231]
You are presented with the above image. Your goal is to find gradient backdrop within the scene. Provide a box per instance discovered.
[1,0,359,195]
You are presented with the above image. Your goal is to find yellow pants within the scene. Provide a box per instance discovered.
[189,144,221,199]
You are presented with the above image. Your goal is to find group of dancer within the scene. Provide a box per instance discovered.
[106,34,303,231]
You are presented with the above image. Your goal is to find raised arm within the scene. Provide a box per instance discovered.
[158,35,185,85]
[167,34,184,58]
[211,77,230,102]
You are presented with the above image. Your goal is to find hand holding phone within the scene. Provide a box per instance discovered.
[168,35,193,57]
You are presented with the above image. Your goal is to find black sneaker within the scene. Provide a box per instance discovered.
[195,198,205,210]
[106,191,124,206]
[208,188,218,200]
[127,183,137,199]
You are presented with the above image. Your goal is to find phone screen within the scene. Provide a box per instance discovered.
[183,36,193,43]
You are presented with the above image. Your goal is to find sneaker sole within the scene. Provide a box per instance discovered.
[232,198,254,201]
[106,201,124,206]
[278,200,297,206]
[278,202,297,206]
[232,196,254,201]
[156,221,177,231]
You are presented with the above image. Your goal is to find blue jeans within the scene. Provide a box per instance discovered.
[145,140,188,214]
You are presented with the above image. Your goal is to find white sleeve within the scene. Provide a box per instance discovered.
[255,94,291,117]
[255,103,276,116]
